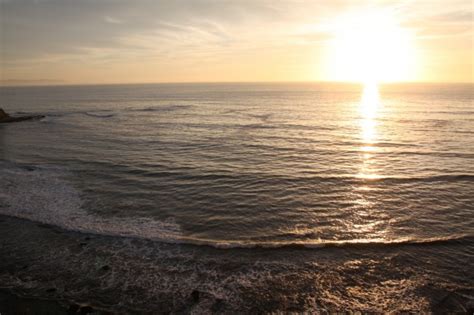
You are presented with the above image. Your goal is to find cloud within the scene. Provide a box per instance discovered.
[1,0,284,61]
[1,0,472,83]
[104,16,123,25]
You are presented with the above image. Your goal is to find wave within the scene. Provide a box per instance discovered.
[64,158,474,184]
[0,163,182,243]
[83,111,115,118]
[27,110,117,121]
[175,234,472,249]
[0,162,471,250]
[41,105,191,117]
[131,105,192,112]
[359,174,474,183]
[22,106,192,121]
[389,151,474,159]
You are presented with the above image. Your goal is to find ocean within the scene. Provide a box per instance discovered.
[0,82,473,313]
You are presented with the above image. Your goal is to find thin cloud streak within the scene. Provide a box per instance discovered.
[1,0,472,84]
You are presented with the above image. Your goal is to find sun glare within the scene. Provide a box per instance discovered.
[357,82,381,180]
[325,8,417,83]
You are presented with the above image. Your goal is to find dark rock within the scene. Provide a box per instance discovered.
[79,242,87,247]
[37,223,52,229]
[0,108,9,119]
[434,291,468,313]
[211,298,225,312]
[46,288,56,293]
[0,289,70,315]
[79,305,94,314]
[100,265,110,271]
[68,304,80,313]
[0,108,44,123]
[191,290,200,303]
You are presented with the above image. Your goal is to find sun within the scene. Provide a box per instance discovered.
[325,8,418,84]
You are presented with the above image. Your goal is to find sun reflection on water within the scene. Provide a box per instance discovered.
[348,82,390,241]
[358,82,381,180]
[360,82,379,142]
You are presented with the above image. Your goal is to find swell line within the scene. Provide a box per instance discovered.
[1,211,470,251]
[1,162,472,251]
[148,234,473,249]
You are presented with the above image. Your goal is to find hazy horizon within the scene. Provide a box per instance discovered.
[1,79,473,88]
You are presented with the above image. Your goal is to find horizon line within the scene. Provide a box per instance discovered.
[0,80,473,88]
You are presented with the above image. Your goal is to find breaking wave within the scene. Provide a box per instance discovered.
[0,162,470,250]
[0,163,182,242]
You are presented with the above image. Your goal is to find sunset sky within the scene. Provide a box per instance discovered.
[1,0,472,85]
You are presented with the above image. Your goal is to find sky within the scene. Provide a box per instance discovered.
[0,0,472,85]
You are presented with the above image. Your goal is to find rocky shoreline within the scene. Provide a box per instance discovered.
[1,215,473,314]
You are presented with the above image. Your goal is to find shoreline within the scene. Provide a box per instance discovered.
[1,215,473,313]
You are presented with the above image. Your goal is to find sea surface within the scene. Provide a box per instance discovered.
[0,82,473,313]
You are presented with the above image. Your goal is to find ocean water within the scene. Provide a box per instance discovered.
[0,82,473,312]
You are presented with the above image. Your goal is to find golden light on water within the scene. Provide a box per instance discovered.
[351,83,388,240]
[360,82,379,142]
[358,82,381,180]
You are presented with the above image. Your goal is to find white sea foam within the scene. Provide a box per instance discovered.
[0,164,183,241]
[0,163,469,249]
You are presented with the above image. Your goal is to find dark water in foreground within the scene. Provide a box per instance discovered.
[0,83,473,312]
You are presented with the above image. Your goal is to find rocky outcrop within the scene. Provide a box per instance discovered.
[0,108,9,120]
[0,108,44,123]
